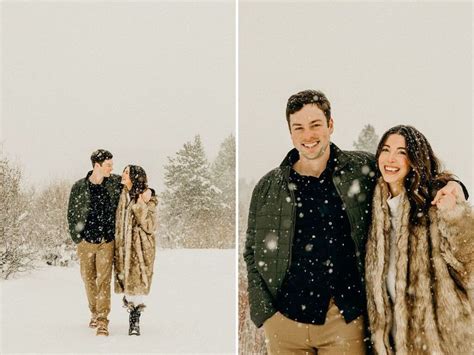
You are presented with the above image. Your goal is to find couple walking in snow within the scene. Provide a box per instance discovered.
[67,149,158,336]
[244,90,473,354]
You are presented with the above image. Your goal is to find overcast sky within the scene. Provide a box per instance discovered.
[2,1,472,194]
[239,1,472,193]
[1,0,234,191]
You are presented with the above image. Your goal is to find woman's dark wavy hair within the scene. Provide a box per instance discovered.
[375,125,453,226]
[125,165,149,202]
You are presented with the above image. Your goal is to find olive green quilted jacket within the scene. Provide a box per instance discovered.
[244,143,376,327]
[67,172,122,244]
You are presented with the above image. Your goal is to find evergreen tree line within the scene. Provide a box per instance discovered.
[160,134,235,248]
[0,134,235,279]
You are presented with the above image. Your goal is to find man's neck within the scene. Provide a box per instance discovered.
[88,170,104,185]
[293,147,331,178]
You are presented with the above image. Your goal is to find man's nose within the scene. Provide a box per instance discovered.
[303,129,314,139]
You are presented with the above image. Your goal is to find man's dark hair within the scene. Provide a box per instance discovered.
[286,90,332,129]
[90,149,113,167]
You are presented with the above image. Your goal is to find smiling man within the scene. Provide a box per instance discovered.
[243,89,466,354]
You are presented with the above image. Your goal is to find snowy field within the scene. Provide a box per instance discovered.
[1,249,236,354]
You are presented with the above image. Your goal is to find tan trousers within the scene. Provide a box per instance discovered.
[263,299,366,355]
[77,240,114,323]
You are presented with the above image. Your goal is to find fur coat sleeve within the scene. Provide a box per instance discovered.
[433,200,474,299]
[131,195,158,235]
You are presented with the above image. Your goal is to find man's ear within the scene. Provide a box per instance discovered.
[328,118,334,134]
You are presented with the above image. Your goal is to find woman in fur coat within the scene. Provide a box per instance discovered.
[114,165,158,336]
[365,125,473,354]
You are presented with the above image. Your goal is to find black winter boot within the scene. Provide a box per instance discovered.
[128,304,145,336]
[123,296,146,336]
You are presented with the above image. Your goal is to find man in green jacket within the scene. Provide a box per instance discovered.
[244,90,465,354]
[67,149,122,336]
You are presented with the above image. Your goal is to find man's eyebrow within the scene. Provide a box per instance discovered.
[291,119,323,126]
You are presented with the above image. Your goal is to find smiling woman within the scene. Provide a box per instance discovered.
[366,125,473,353]
[377,133,410,197]
[375,125,458,224]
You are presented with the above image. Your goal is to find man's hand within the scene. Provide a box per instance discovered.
[435,191,457,210]
[139,189,152,203]
[432,181,465,206]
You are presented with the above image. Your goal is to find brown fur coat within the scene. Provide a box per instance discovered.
[114,188,158,296]
[365,179,474,354]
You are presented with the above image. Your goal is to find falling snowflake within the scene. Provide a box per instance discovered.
[265,234,278,251]
[361,165,371,175]
[348,179,361,198]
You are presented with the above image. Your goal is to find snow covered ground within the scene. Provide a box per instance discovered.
[1,249,236,354]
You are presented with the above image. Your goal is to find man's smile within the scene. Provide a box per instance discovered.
[301,141,320,149]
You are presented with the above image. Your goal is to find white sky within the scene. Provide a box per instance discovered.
[1,1,473,195]
[239,1,473,194]
[1,0,234,191]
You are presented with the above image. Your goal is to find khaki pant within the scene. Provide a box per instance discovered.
[77,240,114,323]
[263,299,366,355]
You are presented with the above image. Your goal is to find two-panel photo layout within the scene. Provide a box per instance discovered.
[1,1,472,354]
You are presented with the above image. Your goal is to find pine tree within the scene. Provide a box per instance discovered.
[210,134,235,248]
[353,124,379,154]
[161,135,218,248]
